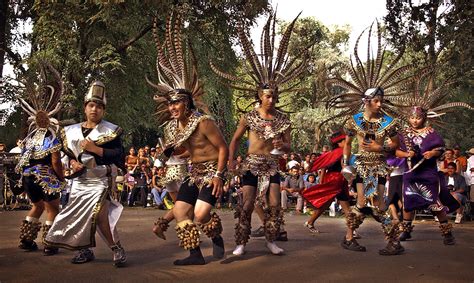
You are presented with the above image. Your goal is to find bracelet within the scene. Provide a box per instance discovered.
[213,174,226,181]
[213,170,226,180]
[342,155,349,166]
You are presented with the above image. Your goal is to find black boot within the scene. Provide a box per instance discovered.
[19,239,38,251]
[440,222,455,245]
[341,237,366,252]
[173,247,205,266]
[212,236,225,259]
[276,231,288,242]
[379,241,404,256]
[399,231,411,241]
[398,221,414,241]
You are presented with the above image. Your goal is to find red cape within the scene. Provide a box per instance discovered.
[310,147,343,172]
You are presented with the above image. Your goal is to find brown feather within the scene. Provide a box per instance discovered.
[274,12,301,73]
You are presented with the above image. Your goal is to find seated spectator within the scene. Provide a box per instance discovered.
[123,165,136,204]
[151,166,167,209]
[125,147,138,168]
[446,162,468,223]
[304,173,318,188]
[138,147,151,169]
[281,165,304,213]
[129,163,150,208]
[440,149,458,174]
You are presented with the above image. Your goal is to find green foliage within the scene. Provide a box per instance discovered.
[384,0,473,150]
[283,17,350,152]
[3,0,269,148]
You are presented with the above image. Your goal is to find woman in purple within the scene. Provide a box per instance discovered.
[393,76,472,245]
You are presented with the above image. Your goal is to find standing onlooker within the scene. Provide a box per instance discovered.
[149,147,157,165]
[302,154,312,173]
[446,162,468,223]
[466,148,474,203]
[286,153,300,171]
[144,145,151,158]
[321,145,330,154]
[279,153,289,174]
[453,145,468,173]
[138,147,151,169]
[129,163,150,208]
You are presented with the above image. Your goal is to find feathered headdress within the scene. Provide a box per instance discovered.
[210,11,307,112]
[146,10,208,125]
[323,21,417,123]
[15,61,64,173]
[19,61,64,140]
[388,69,473,126]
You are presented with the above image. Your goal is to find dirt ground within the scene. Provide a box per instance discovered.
[1,208,473,283]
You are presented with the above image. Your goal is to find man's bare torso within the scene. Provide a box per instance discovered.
[182,121,219,163]
[247,131,274,155]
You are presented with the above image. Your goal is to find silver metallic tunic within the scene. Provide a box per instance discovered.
[45,120,123,250]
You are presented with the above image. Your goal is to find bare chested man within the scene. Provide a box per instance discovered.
[210,12,306,256]
[229,88,291,256]
[167,94,228,265]
[147,11,228,266]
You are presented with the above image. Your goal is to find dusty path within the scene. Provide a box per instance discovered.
[1,208,473,282]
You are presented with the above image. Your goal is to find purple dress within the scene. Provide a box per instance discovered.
[400,127,459,212]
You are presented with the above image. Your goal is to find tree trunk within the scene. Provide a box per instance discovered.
[0,0,9,78]
[426,0,440,66]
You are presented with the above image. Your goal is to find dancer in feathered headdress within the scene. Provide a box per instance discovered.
[324,21,418,256]
[148,10,229,266]
[211,11,307,256]
[390,69,472,245]
[15,62,66,256]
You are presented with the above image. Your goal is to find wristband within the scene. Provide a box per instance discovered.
[342,155,349,166]
[214,170,226,181]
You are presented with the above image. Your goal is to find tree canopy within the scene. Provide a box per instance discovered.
[1,0,472,152]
